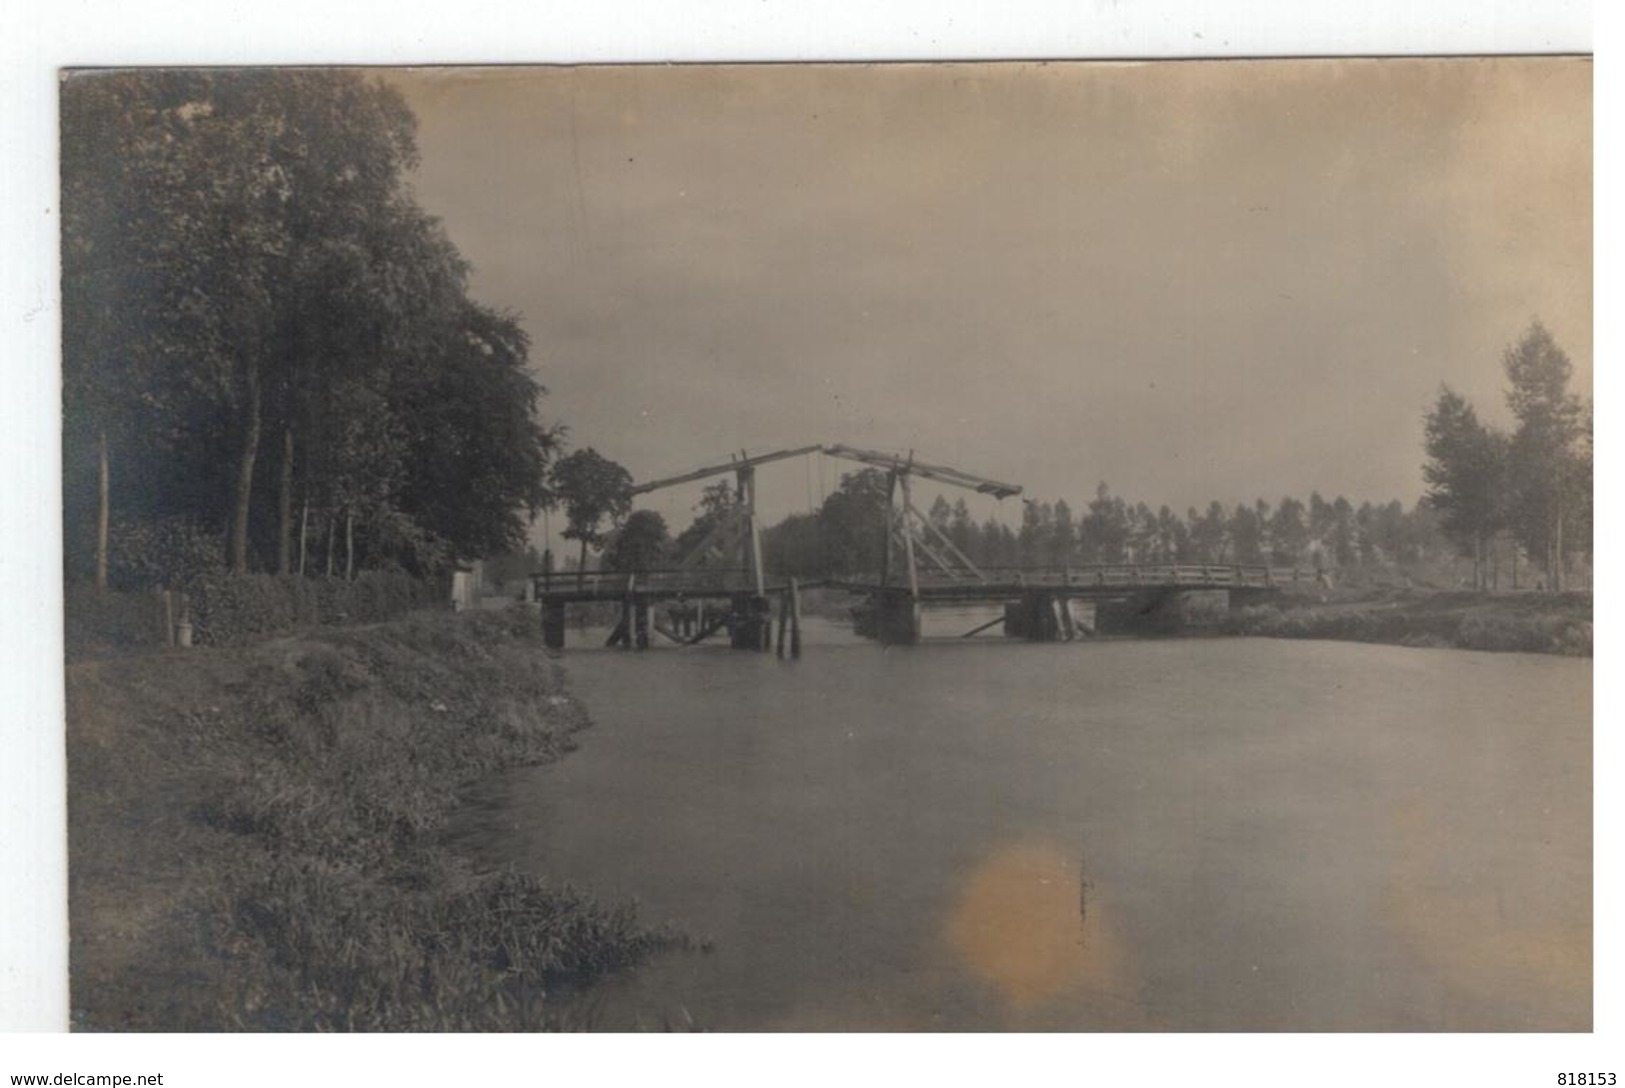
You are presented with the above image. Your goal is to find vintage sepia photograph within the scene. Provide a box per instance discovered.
[57,57,1591,1034]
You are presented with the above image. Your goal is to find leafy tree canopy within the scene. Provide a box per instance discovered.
[62,69,560,582]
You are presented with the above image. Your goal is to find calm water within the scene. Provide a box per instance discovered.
[453,614,1591,1031]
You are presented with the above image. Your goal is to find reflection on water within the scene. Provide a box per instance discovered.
[945,843,1127,1013]
[450,617,1591,1030]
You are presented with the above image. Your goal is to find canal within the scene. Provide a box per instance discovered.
[452,617,1591,1030]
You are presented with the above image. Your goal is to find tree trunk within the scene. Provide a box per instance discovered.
[276,426,294,575]
[298,498,309,577]
[345,510,355,582]
[1553,507,1564,593]
[325,514,335,577]
[1491,536,1500,592]
[1472,535,1482,591]
[1511,544,1519,590]
[229,361,263,573]
[577,537,588,590]
[95,430,109,592]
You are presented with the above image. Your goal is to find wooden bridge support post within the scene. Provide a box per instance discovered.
[728,592,772,651]
[1006,590,1064,641]
[789,577,802,659]
[614,597,632,650]
[873,591,922,645]
[738,463,767,600]
[633,599,651,650]
[776,590,790,658]
[897,470,922,603]
[879,471,897,587]
[611,574,635,651]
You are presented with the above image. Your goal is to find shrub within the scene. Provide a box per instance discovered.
[1230,598,1592,657]
[1458,613,1593,656]
[188,572,445,647]
[106,516,226,590]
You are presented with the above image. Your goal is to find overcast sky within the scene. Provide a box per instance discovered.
[386,58,1590,537]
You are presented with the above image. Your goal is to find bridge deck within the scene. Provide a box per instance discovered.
[836,564,1294,598]
[534,564,1298,604]
[531,568,817,603]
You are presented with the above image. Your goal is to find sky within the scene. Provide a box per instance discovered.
[386,58,1591,539]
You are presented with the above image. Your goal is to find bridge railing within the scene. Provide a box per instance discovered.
[907,564,1297,589]
[537,564,1308,597]
[531,567,761,598]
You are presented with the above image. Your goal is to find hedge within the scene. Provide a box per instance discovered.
[66,572,449,657]
[190,571,447,647]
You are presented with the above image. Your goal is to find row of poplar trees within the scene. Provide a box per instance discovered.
[1422,322,1592,592]
[62,70,558,589]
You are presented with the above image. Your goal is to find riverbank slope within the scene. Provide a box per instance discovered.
[1226,588,1592,656]
[68,609,677,1031]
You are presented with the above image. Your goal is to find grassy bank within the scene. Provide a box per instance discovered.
[1225,588,1592,657]
[68,609,681,1031]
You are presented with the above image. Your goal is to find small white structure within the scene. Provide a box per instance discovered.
[449,560,483,611]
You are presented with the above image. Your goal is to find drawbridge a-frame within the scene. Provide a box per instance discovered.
[532,442,1284,652]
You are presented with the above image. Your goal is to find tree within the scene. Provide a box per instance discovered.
[284,201,466,574]
[483,544,543,591]
[1502,322,1586,590]
[948,498,977,563]
[1253,499,1273,562]
[1307,491,1334,549]
[306,378,408,578]
[1228,503,1265,564]
[603,510,671,572]
[817,469,891,576]
[1355,502,1382,566]
[62,70,560,584]
[980,517,1018,566]
[763,512,824,576]
[1269,497,1309,567]
[1080,483,1128,563]
[1329,496,1358,568]
[1398,501,1444,567]
[1422,386,1506,590]
[1373,500,1408,564]
[1018,500,1054,566]
[672,479,743,561]
[550,448,633,578]
[1572,400,1594,572]
[394,303,559,562]
[1051,499,1076,565]
[1118,503,1148,564]
[62,71,281,576]
[1154,505,1188,562]
[1186,501,1227,563]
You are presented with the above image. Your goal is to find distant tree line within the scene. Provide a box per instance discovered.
[62,70,560,591]
[759,474,1446,578]
[1422,322,1592,591]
